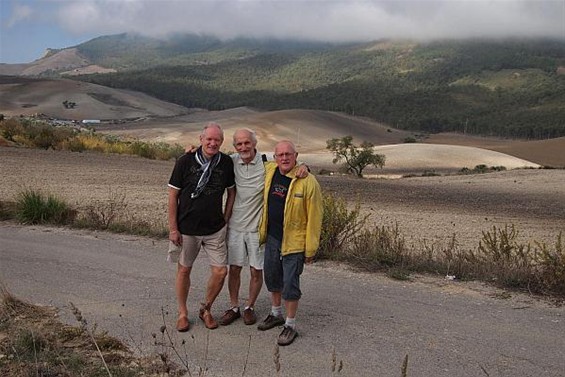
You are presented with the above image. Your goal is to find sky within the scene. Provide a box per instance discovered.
[1,0,564,64]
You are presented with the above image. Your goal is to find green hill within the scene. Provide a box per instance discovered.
[72,35,565,139]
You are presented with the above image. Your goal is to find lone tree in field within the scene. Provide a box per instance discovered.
[326,136,385,178]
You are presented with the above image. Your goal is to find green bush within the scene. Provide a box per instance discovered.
[1,117,185,160]
[16,190,74,225]
[318,193,368,259]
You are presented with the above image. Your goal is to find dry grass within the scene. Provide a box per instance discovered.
[0,284,186,376]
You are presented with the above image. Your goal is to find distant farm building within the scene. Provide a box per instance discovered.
[81,119,101,124]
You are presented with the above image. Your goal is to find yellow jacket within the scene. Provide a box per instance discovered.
[259,162,323,257]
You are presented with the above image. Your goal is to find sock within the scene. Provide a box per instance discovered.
[285,317,296,329]
[271,306,282,317]
[231,306,239,313]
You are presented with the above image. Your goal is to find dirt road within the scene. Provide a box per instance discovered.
[1,224,564,377]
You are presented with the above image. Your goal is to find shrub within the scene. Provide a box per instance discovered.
[0,201,16,220]
[535,233,565,295]
[463,225,536,287]
[12,328,49,361]
[79,190,128,230]
[0,118,25,141]
[130,141,156,159]
[459,165,507,175]
[16,190,74,225]
[318,193,368,259]
[347,224,407,271]
[421,170,441,177]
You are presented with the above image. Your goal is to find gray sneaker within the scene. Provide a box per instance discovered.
[277,325,298,346]
[257,314,285,331]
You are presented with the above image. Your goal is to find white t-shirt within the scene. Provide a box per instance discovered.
[229,152,265,232]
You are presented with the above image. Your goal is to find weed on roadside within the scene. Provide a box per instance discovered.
[15,189,75,225]
[0,284,185,377]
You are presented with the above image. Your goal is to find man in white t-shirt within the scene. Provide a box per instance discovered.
[219,129,308,326]
[219,128,266,326]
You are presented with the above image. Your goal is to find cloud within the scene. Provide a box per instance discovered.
[23,0,565,41]
[5,4,33,28]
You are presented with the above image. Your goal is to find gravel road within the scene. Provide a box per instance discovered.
[1,147,564,376]
[1,224,564,377]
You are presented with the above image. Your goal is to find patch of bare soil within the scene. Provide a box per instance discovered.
[426,133,565,168]
[1,147,563,254]
[0,77,191,120]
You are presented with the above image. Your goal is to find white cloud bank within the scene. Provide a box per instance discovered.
[9,0,565,42]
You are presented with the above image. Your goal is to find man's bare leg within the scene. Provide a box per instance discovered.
[246,267,263,308]
[175,264,192,331]
[205,265,228,307]
[228,265,242,307]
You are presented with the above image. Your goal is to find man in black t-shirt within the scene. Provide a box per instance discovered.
[168,123,235,331]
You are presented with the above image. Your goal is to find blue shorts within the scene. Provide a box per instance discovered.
[264,235,305,301]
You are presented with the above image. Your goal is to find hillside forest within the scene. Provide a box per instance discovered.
[71,35,565,139]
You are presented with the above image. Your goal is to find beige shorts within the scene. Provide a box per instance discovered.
[179,225,228,267]
[227,230,264,270]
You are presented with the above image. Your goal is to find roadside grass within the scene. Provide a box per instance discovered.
[15,189,76,225]
[2,187,564,298]
[0,117,184,161]
[4,190,561,374]
[4,188,167,239]
[0,284,185,376]
[319,193,565,299]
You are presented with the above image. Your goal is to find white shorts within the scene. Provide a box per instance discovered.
[227,230,264,270]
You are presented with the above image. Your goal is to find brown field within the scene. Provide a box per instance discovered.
[2,146,564,255]
[1,76,564,253]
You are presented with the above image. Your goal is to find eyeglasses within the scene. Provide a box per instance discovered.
[274,152,295,158]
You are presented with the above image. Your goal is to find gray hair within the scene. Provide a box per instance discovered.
[202,122,223,137]
[232,128,257,146]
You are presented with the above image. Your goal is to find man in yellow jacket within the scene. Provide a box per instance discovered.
[257,140,323,346]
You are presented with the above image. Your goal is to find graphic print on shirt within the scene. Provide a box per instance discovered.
[272,182,289,199]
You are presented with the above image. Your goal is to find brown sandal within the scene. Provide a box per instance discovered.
[199,303,218,329]
[176,315,190,332]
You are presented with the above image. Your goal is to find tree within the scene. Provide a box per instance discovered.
[326,136,385,178]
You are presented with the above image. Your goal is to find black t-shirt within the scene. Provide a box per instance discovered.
[267,168,292,242]
[169,152,235,236]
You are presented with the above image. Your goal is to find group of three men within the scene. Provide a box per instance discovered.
[167,123,323,346]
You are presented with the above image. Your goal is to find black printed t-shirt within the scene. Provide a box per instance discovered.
[168,152,235,236]
[267,168,292,242]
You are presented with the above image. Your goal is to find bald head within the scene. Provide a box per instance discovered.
[274,140,298,175]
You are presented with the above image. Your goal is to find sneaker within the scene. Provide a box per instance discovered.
[277,326,298,346]
[219,307,241,326]
[242,307,257,325]
[257,314,285,331]
[199,305,218,330]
